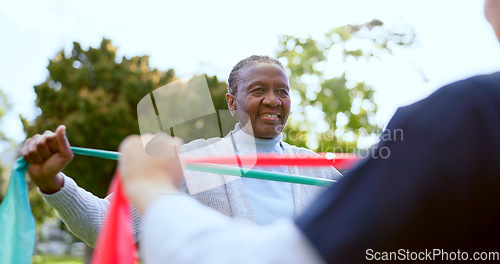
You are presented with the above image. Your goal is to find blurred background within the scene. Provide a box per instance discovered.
[1,0,499,263]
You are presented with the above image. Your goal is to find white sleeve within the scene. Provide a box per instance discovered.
[141,194,325,264]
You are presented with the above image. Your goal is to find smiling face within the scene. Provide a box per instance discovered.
[226,62,291,139]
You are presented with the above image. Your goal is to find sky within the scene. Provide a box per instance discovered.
[1,0,499,149]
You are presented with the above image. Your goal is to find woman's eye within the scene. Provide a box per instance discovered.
[252,88,265,93]
[277,89,289,95]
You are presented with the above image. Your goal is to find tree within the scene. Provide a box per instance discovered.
[24,38,228,200]
[24,39,229,263]
[24,39,173,198]
[0,89,12,202]
[276,19,416,153]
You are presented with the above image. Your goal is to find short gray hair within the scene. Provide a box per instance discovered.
[227,55,285,95]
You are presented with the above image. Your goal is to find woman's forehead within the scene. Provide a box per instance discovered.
[239,63,288,83]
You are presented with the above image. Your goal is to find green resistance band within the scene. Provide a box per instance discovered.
[70,147,335,187]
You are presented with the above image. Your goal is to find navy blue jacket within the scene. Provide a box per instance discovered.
[297,73,500,263]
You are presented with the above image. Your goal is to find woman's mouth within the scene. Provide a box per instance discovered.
[259,113,280,121]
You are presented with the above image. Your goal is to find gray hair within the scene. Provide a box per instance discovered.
[227,55,285,95]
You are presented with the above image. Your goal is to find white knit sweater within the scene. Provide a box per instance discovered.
[42,130,342,247]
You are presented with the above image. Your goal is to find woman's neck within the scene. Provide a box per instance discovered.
[232,123,282,153]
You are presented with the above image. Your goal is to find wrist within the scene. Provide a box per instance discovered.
[36,173,65,194]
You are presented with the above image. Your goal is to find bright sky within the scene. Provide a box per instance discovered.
[1,0,499,147]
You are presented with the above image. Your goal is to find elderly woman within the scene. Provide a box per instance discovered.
[21,55,342,247]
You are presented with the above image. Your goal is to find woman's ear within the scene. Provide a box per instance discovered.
[226,93,236,116]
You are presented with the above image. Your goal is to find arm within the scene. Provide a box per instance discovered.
[119,133,325,264]
[41,174,143,247]
[20,125,72,194]
[21,125,141,247]
[40,174,112,247]
[141,195,324,264]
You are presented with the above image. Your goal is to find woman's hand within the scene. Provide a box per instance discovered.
[20,125,74,194]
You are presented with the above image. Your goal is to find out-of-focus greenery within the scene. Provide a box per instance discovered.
[277,19,415,152]
[22,19,416,222]
[0,90,11,145]
[22,38,228,222]
[32,255,83,264]
[23,38,175,198]
[0,89,13,202]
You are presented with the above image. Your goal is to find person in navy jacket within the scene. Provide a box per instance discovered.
[296,1,500,262]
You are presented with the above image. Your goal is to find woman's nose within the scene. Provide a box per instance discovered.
[262,92,281,107]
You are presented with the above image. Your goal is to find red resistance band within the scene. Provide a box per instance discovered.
[184,153,361,170]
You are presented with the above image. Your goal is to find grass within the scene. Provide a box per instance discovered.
[32,255,83,264]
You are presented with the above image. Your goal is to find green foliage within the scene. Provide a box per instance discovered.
[205,74,230,111]
[24,39,228,203]
[0,90,13,148]
[0,89,13,202]
[276,19,415,152]
[169,73,236,144]
[32,254,83,264]
[24,39,176,198]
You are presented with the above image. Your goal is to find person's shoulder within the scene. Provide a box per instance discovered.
[402,72,500,113]
[440,72,500,97]
[179,136,226,153]
[462,72,500,103]
[385,72,500,136]
[465,71,500,85]
[281,141,320,157]
[282,141,343,179]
